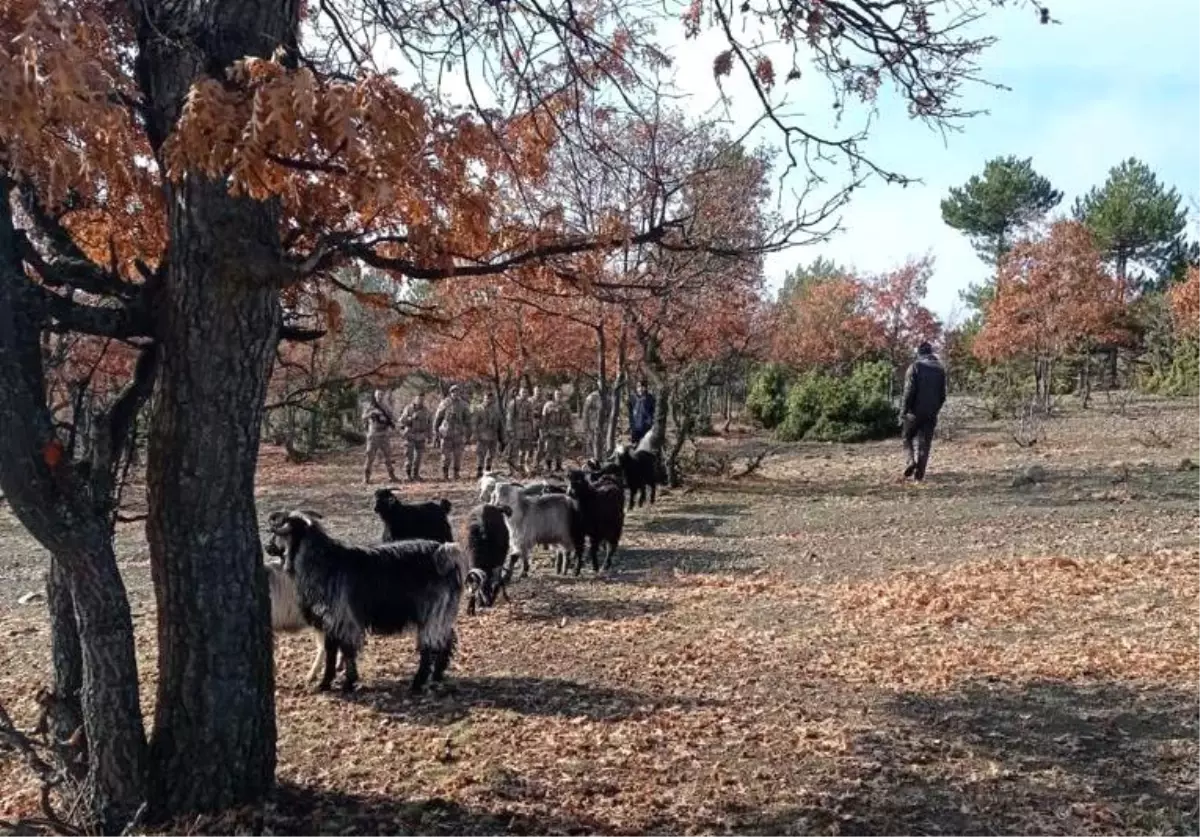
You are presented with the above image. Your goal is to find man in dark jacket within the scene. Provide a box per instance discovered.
[901,342,948,483]
[629,380,656,446]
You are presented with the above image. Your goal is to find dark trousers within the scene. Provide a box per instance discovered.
[902,413,938,480]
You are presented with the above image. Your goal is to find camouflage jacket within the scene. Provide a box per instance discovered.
[434,396,472,442]
[363,405,394,437]
[541,401,572,438]
[472,401,504,443]
[506,397,536,440]
[398,402,432,442]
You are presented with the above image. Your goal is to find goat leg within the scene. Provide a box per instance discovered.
[340,646,359,692]
[318,635,340,691]
[603,541,618,572]
[431,630,455,682]
[412,648,435,691]
[306,632,326,683]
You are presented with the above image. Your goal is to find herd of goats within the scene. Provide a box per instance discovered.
[263,441,665,692]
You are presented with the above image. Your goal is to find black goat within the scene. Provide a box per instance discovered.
[267,510,466,691]
[374,488,453,543]
[566,468,625,574]
[584,458,625,489]
[464,503,513,614]
[613,444,662,510]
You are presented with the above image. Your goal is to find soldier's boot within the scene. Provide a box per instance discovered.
[476,464,484,479]
[363,468,371,485]
[387,468,399,483]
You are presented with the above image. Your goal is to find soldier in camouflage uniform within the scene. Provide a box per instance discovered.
[540,389,572,473]
[533,386,556,467]
[506,386,536,473]
[471,390,504,478]
[398,391,432,481]
[362,389,399,484]
[434,385,472,481]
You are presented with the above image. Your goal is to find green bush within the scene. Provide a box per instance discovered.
[1142,339,1200,396]
[745,363,791,429]
[777,361,899,442]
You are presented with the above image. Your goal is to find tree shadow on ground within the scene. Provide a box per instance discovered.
[612,546,758,585]
[873,679,1194,835]
[266,780,609,835]
[712,679,1199,836]
[341,674,711,727]
[667,501,751,517]
[889,679,1198,820]
[509,586,673,623]
[640,515,727,537]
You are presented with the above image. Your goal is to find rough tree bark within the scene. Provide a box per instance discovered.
[45,556,85,768]
[134,0,296,816]
[0,179,148,832]
[142,178,281,816]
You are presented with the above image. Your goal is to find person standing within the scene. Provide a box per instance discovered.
[398,391,432,481]
[530,385,545,466]
[362,389,399,484]
[628,380,656,447]
[472,390,504,478]
[581,385,603,460]
[901,341,948,484]
[541,389,571,473]
[506,386,535,473]
[434,385,472,481]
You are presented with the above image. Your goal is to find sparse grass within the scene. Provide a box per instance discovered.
[0,395,1197,835]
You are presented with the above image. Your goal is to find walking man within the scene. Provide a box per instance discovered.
[901,341,948,484]
[363,389,399,484]
[434,385,472,481]
[629,380,655,447]
[541,389,571,473]
[472,390,504,478]
[582,385,603,460]
[398,391,432,481]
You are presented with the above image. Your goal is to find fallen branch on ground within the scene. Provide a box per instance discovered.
[730,447,777,479]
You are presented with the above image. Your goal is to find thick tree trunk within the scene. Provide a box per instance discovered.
[0,184,147,832]
[134,0,300,817]
[145,178,280,817]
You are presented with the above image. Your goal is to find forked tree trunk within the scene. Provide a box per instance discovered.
[0,186,147,832]
[144,178,280,817]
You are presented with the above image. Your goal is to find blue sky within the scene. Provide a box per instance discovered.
[667,0,1200,322]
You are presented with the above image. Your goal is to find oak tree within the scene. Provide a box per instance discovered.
[0,0,1052,826]
[974,220,1127,409]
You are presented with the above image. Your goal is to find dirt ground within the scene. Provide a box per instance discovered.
[1,396,1197,835]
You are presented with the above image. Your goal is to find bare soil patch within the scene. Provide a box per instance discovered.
[1,397,1197,834]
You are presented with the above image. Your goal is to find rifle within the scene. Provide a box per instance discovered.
[370,392,396,429]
